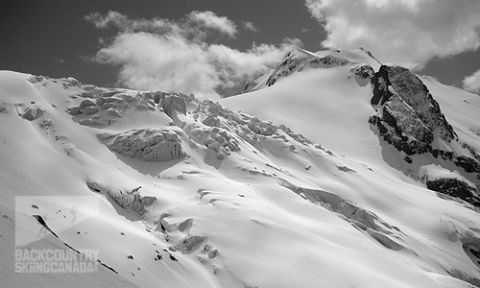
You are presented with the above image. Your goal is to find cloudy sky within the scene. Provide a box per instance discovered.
[2,0,480,96]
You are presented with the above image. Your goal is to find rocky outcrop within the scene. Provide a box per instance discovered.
[15,103,45,121]
[368,65,480,163]
[352,65,375,87]
[369,65,456,155]
[426,178,480,207]
[368,65,480,206]
[98,129,185,162]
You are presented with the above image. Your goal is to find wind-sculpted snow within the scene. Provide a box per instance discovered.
[2,59,480,288]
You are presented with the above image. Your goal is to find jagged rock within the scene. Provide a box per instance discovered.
[22,107,44,121]
[426,178,480,207]
[352,65,374,86]
[455,156,480,174]
[369,64,480,187]
[99,129,185,162]
[371,65,456,145]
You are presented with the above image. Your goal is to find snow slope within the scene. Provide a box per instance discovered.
[1,47,480,288]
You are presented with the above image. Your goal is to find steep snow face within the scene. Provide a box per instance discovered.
[2,64,480,288]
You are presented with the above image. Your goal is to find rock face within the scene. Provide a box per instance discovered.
[426,178,480,207]
[367,65,480,206]
[368,65,480,166]
[369,65,457,155]
[99,129,185,162]
[352,65,375,87]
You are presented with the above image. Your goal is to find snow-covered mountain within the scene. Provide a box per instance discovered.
[1,48,480,288]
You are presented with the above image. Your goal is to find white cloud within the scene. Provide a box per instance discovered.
[305,0,480,69]
[463,69,480,93]
[243,21,258,32]
[87,11,301,97]
[95,32,219,96]
[187,10,237,37]
[85,11,174,33]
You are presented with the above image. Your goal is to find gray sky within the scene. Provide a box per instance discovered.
[2,0,480,95]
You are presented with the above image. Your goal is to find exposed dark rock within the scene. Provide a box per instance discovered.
[426,178,480,207]
[455,156,480,174]
[370,65,448,155]
[371,65,392,105]
[352,65,375,86]
[369,65,480,206]
[32,215,59,238]
[22,107,44,121]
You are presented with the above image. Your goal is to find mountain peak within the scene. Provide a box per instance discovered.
[243,48,382,93]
